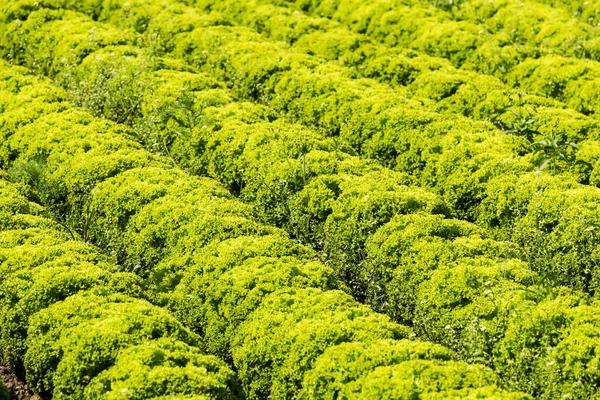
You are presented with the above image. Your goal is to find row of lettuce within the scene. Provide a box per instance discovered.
[189,0,600,125]
[10,0,600,119]
[0,165,241,397]
[0,66,245,400]
[261,0,600,118]
[0,3,600,400]
[5,1,600,299]
[6,0,600,396]
[0,62,532,398]
[4,0,600,153]
[5,0,596,183]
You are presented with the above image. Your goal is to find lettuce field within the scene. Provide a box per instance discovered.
[2,0,600,398]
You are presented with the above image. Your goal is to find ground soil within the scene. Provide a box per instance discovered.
[0,366,39,400]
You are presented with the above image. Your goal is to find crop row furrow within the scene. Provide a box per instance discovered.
[5,1,600,300]
[7,0,600,122]
[4,0,596,171]
[188,0,600,132]
[0,61,530,399]
[249,0,600,119]
[0,136,241,398]
[1,4,600,397]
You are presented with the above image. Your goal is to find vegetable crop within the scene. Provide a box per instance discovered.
[0,0,599,398]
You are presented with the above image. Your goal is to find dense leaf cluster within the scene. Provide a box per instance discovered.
[0,61,524,399]
[1,0,600,398]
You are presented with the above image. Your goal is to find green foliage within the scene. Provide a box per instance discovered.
[64,48,151,124]
[0,384,7,400]
[362,213,507,321]
[177,253,339,362]
[344,361,499,399]
[476,172,600,294]
[87,166,233,267]
[512,184,600,292]
[0,179,49,231]
[493,289,589,396]
[322,174,449,293]
[171,234,320,345]
[491,94,587,172]
[3,1,600,399]
[495,106,540,143]
[84,338,243,400]
[0,257,111,374]
[299,339,454,399]
[24,290,200,399]
[0,166,242,400]
[413,258,535,362]
[531,131,579,170]
[0,51,520,400]
[232,288,410,399]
